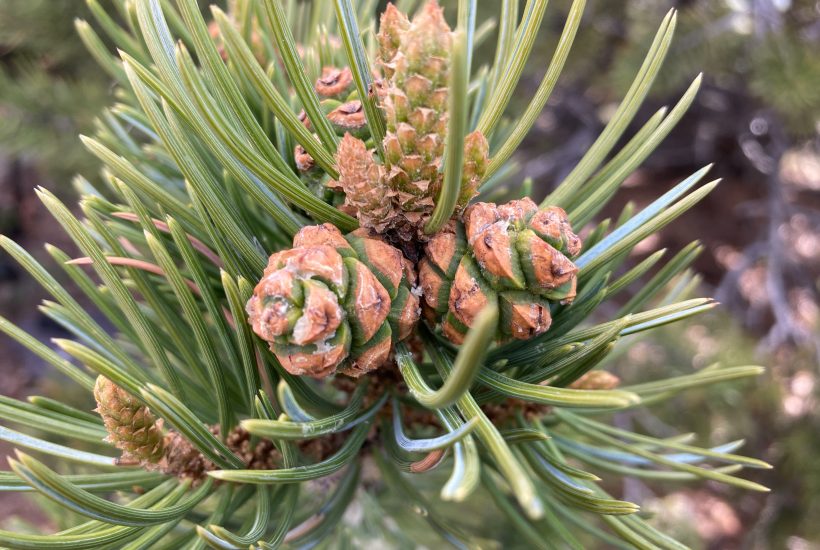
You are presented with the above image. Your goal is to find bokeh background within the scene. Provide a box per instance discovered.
[0,0,817,547]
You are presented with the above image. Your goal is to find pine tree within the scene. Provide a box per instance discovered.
[0,1,770,548]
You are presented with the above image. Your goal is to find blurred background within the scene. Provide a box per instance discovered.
[0,0,817,547]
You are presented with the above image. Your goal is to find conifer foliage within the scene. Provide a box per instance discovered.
[0,0,770,547]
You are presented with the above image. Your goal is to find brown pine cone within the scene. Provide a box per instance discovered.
[315,66,355,99]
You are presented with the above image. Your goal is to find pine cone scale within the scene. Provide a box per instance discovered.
[344,257,392,345]
[448,256,497,328]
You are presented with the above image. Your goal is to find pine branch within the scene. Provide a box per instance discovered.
[0,0,768,547]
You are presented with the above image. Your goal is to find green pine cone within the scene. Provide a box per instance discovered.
[93,376,165,464]
[418,198,582,344]
[247,224,420,378]
[314,66,355,100]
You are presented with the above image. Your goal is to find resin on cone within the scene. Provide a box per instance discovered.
[247,224,420,378]
[418,198,582,344]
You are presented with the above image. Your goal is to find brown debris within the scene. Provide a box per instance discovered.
[148,424,351,482]
[162,425,283,482]
[160,431,215,482]
[226,427,281,470]
[296,432,348,463]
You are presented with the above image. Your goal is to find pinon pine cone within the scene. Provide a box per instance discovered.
[294,68,367,183]
[315,66,355,99]
[418,198,582,344]
[247,224,421,378]
[330,1,489,241]
[93,376,165,464]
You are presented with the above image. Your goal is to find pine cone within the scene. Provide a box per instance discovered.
[315,66,355,99]
[330,134,396,232]
[418,198,582,344]
[294,67,367,180]
[327,100,369,139]
[93,376,164,464]
[331,1,490,242]
[247,224,420,378]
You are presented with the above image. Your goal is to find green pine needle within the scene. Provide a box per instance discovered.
[0,1,768,547]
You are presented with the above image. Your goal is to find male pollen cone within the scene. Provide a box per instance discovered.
[93,376,165,464]
[247,224,420,378]
[418,198,582,344]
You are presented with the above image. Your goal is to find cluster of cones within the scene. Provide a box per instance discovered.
[93,1,586,474]
[248,2,583,379]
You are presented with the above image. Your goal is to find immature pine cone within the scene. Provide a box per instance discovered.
[247,224,420,378]
[294,67,367,181]
[93,376,164,464]
[418,198,582,344]
[331,1,489,241]
[315,66,355,99]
